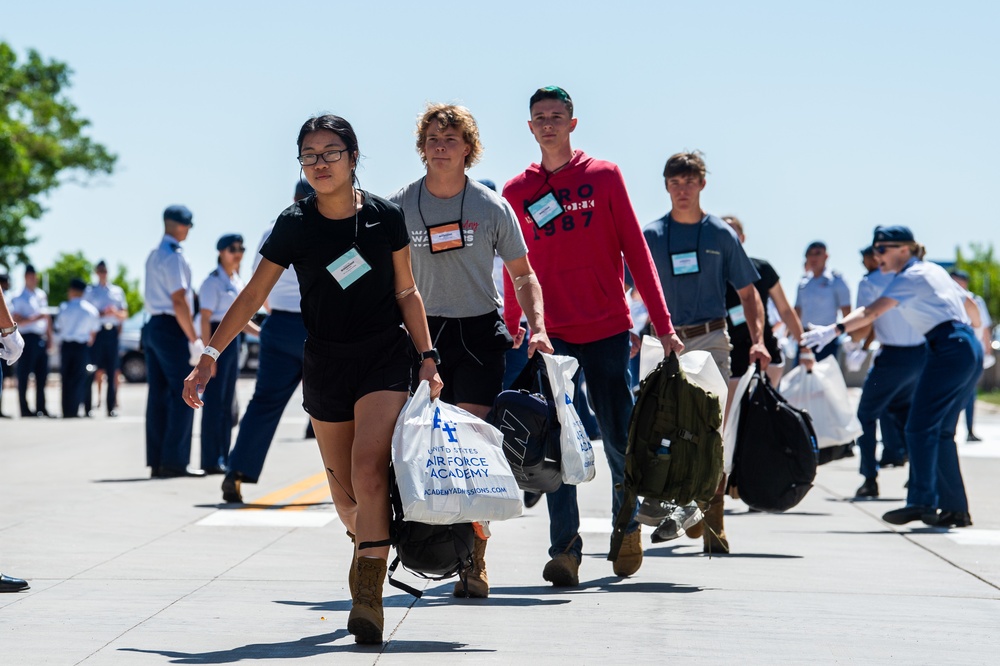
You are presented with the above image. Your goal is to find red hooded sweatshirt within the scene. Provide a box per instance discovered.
[503,150,674,344]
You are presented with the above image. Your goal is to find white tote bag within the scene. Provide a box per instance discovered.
[539,353,597,484]
[638,335,729,433]
[779,356,863,448]
[391,381,523,524]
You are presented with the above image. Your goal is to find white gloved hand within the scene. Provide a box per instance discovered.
[0,329,25,365]
[188,338,205,366]
[845,348,868,373]
[800,324,838,352]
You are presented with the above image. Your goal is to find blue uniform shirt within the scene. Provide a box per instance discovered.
[199,266,244,323]
[797,268,851,327]
[56,297,100,343]
[254,222,301,313]
[10,287,49,336]
[643,213,759,326]
[856,270,924,347]
[880,258,970,335]
[144,234,193,316]
[84,282,127,327]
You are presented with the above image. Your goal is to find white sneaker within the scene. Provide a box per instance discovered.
[652,502,704,543]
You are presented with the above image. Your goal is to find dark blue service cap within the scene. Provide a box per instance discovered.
[872,225,914,244]
[0,272,9,282]
[95,260,107,270]
[24,264,36,275]
[164,204,194,226]
[805,241,826,254]
[69,277,87,291]
[860,245,875,256]
[949,268,971,281]
[478,179,497,192]
[217,233,244,251]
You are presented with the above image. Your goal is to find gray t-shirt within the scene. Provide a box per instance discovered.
[389,178,528,318]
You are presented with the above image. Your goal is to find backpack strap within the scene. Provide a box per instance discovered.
[386,556,424,598]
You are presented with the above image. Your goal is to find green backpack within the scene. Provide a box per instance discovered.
[609,353,723,559]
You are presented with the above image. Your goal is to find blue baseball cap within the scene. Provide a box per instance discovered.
[872,225,914,244]
[164,204,194,226]
[216,233,244,251]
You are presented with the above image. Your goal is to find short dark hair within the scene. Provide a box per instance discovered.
[296,115,360,186]
[663,151,707,180]
[529,86,573,117]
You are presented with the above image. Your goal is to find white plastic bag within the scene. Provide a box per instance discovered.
[539,352,596,484]
[722,370,756,474]
[638,335,729,429]
[391,381,523,524]
[779,356,863,448]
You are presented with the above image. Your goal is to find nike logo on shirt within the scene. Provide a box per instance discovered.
[365,221,380,228]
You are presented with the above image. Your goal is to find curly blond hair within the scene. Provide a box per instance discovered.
[416,103,482,169]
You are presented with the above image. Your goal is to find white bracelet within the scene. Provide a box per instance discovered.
[202,346,221,362]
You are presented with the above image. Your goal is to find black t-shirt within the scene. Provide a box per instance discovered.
[726,257,780,349]
[260,191,409,343]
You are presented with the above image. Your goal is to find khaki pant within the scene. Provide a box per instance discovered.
[679,327,733,383]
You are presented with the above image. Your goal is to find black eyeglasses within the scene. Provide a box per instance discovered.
[874,244,904,254]
[226,245,246,253]
[297,149,350,166]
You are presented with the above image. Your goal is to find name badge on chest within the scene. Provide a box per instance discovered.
[671,251,700,276]
[426,221,465,254]
[526,191,563,228]
[727,304,746,327]
[327,244,371,289]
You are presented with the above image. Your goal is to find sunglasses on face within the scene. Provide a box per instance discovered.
[226,245,246,254]
[874,244,904,254]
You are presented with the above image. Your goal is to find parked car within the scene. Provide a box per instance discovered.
[117,311,262,383]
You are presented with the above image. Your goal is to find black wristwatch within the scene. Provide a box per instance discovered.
[420,348,441,365]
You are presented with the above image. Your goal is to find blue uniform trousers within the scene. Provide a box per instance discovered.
[143,315,194,471]
[856,344,926,480]
[905,322,982,512]
[17,332,49,416]
[91,327,119,412]
[60,341,90,417]
[545,331,637,560]
[200,329,241,470]
[227,311,306,483]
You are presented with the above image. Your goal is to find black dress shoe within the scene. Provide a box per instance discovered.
[203,466,228,475]
[882,506,931,525]
[879,457,907,468]
[855,478,879,499]
[159,466,206,478]
[221,474,243,503]
[0,573,29,593]
[523,491,542,509]
[921,510,973,528]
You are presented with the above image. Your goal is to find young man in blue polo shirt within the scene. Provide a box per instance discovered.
[642,152,769,553]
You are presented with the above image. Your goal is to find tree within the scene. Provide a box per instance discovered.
[41,251,143,314]
[955,243,999,324]
[0,42,116,270]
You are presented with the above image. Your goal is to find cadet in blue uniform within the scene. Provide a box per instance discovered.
[222,182,312,503]
[803,226,982,528]
[57,278,100,418]
[0,286,29,593]
[144,205,205,478]
[796,241,852,362]
[851,246,927,498]
[10,265,53,417]
[198,234,259,474]
[84,261,128,416]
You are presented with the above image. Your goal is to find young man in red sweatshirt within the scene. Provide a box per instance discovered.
[503,86,683,586]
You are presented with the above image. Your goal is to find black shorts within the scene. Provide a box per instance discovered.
[303,326,414,423]
[421,311,512,407]
[730,331,783,378]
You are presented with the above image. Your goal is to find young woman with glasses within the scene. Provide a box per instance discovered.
[802,226,982,529]
[183,115,442,644]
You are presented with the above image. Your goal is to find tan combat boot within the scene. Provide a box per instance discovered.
[612,525,644,576]
[346,530,357,599]
[454,534,489,598]
[703,494,730,554]
[347,557,387,644]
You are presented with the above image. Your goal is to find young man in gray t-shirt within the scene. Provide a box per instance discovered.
[388,103,552,599]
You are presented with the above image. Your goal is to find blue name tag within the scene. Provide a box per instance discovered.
[327,246,371,289]
[527,192,563,228]
[671,251,700,275]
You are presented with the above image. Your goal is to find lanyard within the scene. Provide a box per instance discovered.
[418,177,467,228]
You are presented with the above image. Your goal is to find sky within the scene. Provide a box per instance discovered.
[3,0,998,308]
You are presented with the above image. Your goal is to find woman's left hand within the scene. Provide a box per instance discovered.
[183,360,214,408]
[419,360,443,400]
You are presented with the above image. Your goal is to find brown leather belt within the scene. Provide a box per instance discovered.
[675,318,726,341]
